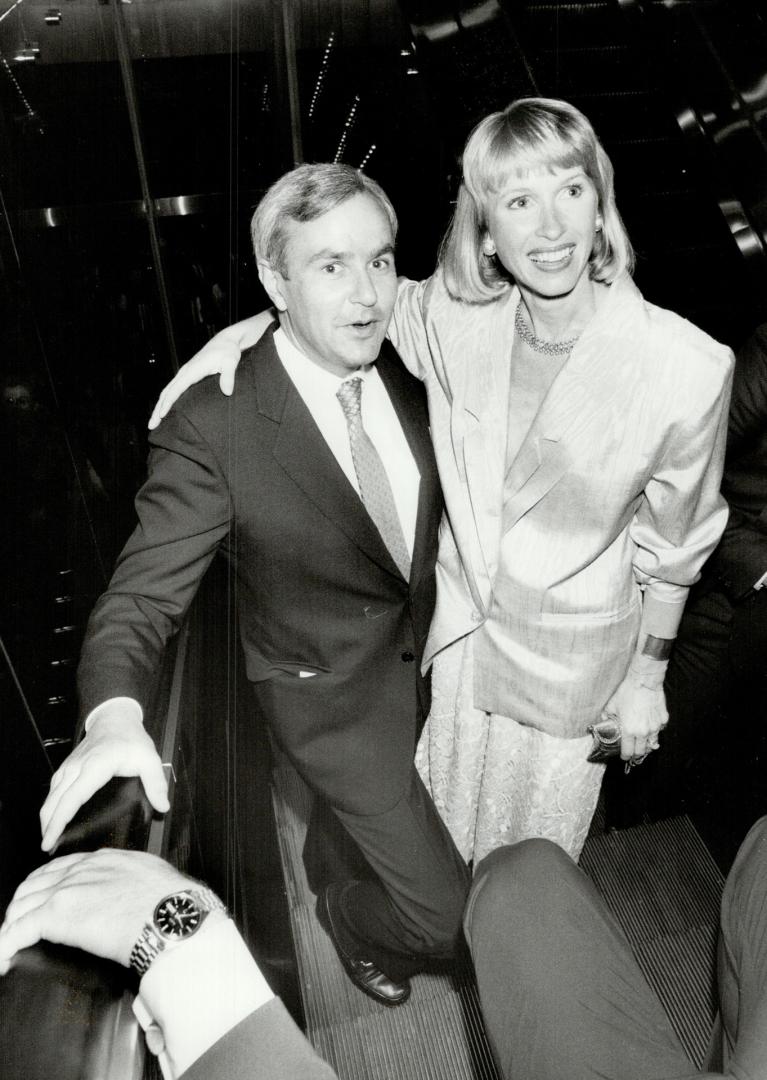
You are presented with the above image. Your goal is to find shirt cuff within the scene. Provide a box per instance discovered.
[135,916,274,1079]
[641,583,690,640]
[643,580,690,606]
[753,570,767,591]
[83,697,143,732]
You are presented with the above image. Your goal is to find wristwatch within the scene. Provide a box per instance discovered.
[129,887,227,977]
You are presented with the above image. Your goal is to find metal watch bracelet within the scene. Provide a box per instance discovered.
[129,887,226,978]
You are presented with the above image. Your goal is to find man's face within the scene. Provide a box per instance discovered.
[260,192,398,376]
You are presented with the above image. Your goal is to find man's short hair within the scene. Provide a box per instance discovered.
[251,163,398,277]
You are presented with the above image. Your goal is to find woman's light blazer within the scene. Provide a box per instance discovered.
[389,271,734,737]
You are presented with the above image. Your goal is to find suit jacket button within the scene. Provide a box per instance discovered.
[401,651,415,662]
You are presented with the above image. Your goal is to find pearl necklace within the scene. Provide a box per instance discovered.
[514,302,580,357]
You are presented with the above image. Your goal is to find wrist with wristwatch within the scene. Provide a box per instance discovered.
[129,886,227,977]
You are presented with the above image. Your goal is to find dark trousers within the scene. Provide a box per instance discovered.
[464,817,767,1080]
[304,768,470,983]
[609,584,767,853]
[651,586,738,814]
[663,587,767,812]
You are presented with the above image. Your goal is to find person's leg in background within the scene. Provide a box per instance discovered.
[464,839,698,1080]
[605,583,733,830]
[715,815,767,1078]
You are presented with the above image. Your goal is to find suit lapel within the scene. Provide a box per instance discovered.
[502,275,642,533]
[250,333,402,578]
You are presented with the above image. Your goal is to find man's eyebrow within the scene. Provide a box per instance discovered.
[307,242,396,265]
[307,248,348,264]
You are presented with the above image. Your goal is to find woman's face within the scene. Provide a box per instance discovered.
[483,163,600,301]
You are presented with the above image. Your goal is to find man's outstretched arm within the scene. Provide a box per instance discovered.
[41,406,231,852]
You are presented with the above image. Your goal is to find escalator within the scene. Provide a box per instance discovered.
[0,558,296,1080]
[1,4,765,1076]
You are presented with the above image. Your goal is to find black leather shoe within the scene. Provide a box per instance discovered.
[322,883,411,1007]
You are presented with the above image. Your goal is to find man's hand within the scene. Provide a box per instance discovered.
[147,312,276,429]
[40,708,169,852]
[0,851,279,1079]
[603,659,668,762]
[0,849,191,974]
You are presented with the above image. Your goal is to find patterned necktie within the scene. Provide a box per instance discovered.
[336,377,411,580]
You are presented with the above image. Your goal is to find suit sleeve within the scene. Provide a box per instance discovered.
[708,507,767,600]
[77,407,231,717]
[180,1000,338,1080]
[726,325,767,453]
[708,326,767,598]
[631,344,734,594]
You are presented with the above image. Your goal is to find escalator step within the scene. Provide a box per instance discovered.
[271,759,723,1079]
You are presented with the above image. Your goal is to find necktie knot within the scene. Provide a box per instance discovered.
[336,377,363,420]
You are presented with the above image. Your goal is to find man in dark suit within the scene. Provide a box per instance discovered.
[669,320,767,723]
[37,163,470,1004]
[708,325,767,603]
[616,324,767,842]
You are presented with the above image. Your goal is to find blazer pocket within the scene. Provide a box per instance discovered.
[539,599,640,625]
[269,661,331,678]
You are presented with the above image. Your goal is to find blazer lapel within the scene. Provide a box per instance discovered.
[455,291,516,587]
[502,392,591,533]
[250,333,402,578]
[502,275,643,533]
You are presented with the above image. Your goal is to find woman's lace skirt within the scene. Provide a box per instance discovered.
[415,633,606,867]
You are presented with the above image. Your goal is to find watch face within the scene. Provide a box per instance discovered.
[154,893,202,939]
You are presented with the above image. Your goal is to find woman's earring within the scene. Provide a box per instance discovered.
[595,218,603,232]
[481,235,496,258]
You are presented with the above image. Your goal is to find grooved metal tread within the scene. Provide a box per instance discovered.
[272,761,722,1078]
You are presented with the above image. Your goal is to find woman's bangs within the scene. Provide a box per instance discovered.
[512,133,588,177]
[479,134,589,201]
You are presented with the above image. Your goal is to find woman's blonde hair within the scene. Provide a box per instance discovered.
[440,97,634,302]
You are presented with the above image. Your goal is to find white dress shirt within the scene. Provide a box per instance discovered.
[133,915,273,1079]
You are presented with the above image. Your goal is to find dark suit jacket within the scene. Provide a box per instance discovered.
[78,331,442,815]
[183,999,336,1080]
[708,324,767,600]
